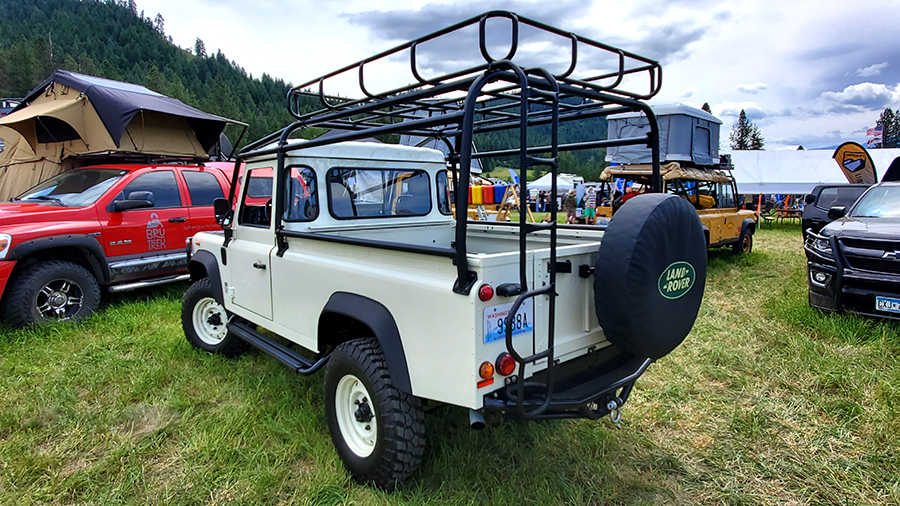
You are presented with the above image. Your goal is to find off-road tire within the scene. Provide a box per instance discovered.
[181,278,246,357]
[2,260,101,328]
[732,231,753,254]
[325,338,425,490]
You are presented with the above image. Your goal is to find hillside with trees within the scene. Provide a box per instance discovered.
[0,0,608,179]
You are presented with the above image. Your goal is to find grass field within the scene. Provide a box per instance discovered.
[1,223,899,505]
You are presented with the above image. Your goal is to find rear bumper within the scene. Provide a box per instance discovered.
[0,260,17,300]
[482,346,652,419]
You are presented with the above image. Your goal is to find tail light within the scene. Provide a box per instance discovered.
[479,361,494,380]
[496,352,516,376]
[478,284,494,301]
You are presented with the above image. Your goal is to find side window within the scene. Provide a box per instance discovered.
[327,168,431,219]
[719,182,735,208]
[238,167,273,227]
[436,171,452,215]
[114,170,181,208]
[284,166,319,222]
[816,187,866,210]
[183,170,224,206]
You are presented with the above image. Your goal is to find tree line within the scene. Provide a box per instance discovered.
[0,0,612,179]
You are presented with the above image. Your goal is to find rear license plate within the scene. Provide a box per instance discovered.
[876,296,900,313]
[483,299,534,344]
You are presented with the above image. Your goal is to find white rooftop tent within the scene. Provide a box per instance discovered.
[726,149,900,194]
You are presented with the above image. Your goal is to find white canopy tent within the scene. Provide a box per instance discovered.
[727,149,900,195]
[528,172,574,192]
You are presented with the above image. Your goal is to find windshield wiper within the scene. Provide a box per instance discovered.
[30,196,67,206]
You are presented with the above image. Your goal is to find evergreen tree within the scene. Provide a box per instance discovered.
[153,13,164,34]
[194,38,206,58]
[877,108,898,148]
[729,110,764,150]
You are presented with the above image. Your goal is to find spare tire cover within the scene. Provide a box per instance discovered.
[594,193,706,360]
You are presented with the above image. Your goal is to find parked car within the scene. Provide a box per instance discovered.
[805,181,900,319]
[0,162,232,327]
[801,183,870,238]
[180,11,706,490]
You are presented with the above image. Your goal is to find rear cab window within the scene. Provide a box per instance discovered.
[327,168,432,219]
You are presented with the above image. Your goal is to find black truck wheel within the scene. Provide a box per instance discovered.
[324,337,424,490]
[2,260,101,328]
[594,194,707,360]
[181,278,246,357]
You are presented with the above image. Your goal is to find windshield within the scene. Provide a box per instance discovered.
[15,169,128,207]
[851,185,900,218]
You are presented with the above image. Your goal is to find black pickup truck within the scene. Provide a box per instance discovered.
[805,182,900,319]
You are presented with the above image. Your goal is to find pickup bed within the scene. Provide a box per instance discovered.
[0,162,231,327]
[181,11,708,489]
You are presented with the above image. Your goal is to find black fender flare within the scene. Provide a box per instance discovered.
[701,225,710,246]
[7,234,110,284]
[740,218,757,238]
[318,292,412,394]
[188,250,224,305]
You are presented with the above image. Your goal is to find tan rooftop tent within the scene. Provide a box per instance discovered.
[599,162,733,183]
[0,71,244,200]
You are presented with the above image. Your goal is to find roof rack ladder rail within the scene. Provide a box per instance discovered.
[505,66,561,419]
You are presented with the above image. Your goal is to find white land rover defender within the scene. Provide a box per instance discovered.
[181,12,708,489]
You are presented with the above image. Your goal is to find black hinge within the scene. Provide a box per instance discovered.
[579,264,595,278]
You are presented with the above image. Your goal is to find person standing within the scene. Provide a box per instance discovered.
[584,187,597,225]
[564,189,577,224]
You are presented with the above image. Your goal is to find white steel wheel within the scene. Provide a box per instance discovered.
[181,278,247,357]
[324,337,425,489]
[334,373,378,457]
[192,296,228,346]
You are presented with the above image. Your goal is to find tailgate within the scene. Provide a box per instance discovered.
[532,243,607,364]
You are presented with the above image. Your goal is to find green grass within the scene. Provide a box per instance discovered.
[2,221,899,504]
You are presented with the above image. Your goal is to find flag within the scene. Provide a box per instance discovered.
[867,125,883,137]
[833,141,878,184]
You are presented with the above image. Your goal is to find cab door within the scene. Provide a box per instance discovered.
[100,169,192,282]
[226,167,275,320]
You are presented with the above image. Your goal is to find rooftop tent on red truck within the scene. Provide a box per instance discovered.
[184,11,707,489]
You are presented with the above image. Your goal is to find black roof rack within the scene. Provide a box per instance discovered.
[232,10,664,299]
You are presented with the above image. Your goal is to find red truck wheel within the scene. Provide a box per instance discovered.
[2,260,101,328]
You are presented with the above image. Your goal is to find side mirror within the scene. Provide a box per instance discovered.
[805,194,816,205]
[112,198,153,212]
[827,206,846,220]
[736,195,745,207]
[213,197,231,224]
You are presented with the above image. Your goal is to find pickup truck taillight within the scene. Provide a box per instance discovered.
[478,284,494,301]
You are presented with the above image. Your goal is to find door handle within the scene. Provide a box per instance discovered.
[253,262,267,270]
[168,217,187,223]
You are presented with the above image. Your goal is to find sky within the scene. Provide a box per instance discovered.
[137,0,900,151]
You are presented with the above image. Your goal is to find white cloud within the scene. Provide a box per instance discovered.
[819,82,900,112]
[855,62,888,77]
[713,101,767,121]
[736,83,768,94]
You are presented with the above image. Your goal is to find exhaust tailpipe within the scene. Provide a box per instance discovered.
[469,409,485,430]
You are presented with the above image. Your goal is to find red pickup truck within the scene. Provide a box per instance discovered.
[0,162,233,327]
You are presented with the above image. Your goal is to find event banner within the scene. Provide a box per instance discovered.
[832,142,878,184]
